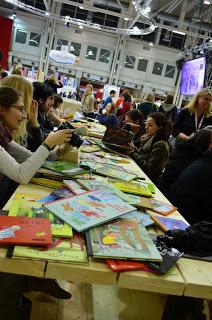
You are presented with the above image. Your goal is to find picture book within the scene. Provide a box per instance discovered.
[151,216,189,232]
[38,168,66,181]
[76,179,131,202]
[50,186,74,199]
[151,199,177,215]
[112,181,152,197]
[9,199,73,238]
[80,145,101,153]
[0,216,52,246]
[120,210,155,228]
[30,177,64,189]
[145,237,183,274]
[43,161,90,177]
[14,193,42,201]
[86,219,161,261]
[44,189,135,232]
[63,180,86,195]
[12,233,88,264]
[106,259,155,273]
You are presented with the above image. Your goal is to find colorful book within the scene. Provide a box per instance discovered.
[151,215,189,232]
[77,179,131,202]
[86,219,161,261]
[126,194,153,209]
[145,237,183,274]
[9,199,73,238]
[0,216,52,246]
[30,177,64,189]
[43,161,90,177]
[151,199,177,215]
[120,210,155,228]
[63,179,86,195]
[112,181,152,197]
[12,233,88,264]
[44,190,135,232]
[106,259,155,273]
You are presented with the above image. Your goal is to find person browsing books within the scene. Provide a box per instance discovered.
[96,103,118,128]
[0,87,74,208]
[123,109,146,149]
[127,112,172,184]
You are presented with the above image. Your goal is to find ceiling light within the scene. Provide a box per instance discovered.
[79,25,83,29]
[124,17,129,21]
[88,50,93,56]
[149,42,153,46]
[203,0,210,4]
[79,6,84,9]
[144,6,151,13]
[172,30,186,35]
[45,11,49,16]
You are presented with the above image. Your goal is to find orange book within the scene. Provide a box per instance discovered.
[0,216,52,246]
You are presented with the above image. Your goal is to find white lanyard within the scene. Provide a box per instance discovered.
[195,112,205,131]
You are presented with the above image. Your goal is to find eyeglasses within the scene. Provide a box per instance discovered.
[11,105,25,113]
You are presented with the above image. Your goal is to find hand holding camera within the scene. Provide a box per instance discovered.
[44,129,73,149]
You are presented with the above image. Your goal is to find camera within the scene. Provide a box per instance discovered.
[57,122,83,148]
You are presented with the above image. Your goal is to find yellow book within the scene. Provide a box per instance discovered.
[112,181,152,197]
[30,177,64,189]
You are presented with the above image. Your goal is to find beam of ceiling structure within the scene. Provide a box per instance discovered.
[43,0,49,11]
[116,0,124,11]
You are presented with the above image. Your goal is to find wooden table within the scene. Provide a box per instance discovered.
[2,158,212,304]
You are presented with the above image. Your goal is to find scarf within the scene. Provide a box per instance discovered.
[0,122,13,181]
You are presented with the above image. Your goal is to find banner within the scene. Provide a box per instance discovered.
[0,16,13,69]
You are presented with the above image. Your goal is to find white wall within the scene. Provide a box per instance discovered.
[10,12,179,95]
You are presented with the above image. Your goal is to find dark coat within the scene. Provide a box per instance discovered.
[96,114,118,129]
[170,149,212,224]
[159,141,202,199]
[37,112,54,140]
[131,134,170,184]
[137,102,157,119]
[173,108,212,138]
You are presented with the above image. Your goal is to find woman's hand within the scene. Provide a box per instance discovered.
[44,129,74,149]
[29,99,39,127]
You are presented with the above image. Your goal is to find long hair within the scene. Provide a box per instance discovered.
[47,74,58,84]
[148,112,173,141]
[184,88,212,118]
[1,76,33,144]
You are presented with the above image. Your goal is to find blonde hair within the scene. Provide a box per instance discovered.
[86,84,93,92]
[185,88,212,118]
[144,93,155,103]
[48,74,58,83]
[1,75,33,144]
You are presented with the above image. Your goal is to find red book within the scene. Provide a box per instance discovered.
[0,216,52,246]
[106,259,157,273]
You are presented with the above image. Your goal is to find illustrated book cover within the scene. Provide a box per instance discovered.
[151,199,177,215]
[120,210,155,228]
[112,181,152,197]
[145,237,183,274]
[151,215,189,232]
[0,216,52,246]
[43,161,90,177]
[44,189,135,232]
[9,199,73,238]
[63,179,86,195]
[86,219,162,261]
[12,233,87,264]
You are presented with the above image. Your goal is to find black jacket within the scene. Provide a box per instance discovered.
[170,149,212,224]
[37,112,54,140]
[173,108,212,138]
[159,141,202,199]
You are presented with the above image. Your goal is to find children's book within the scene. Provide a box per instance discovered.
[151,216,189,232]
[106,259,154,273]
[80,145,101,153]
[44,190,135,232]
[112,181,152,197]
[86,219,161,261]
[43,161,90,177]
[0,216,52,246]
[50,186,74,199]
[76,179,131,202]
[145,237,183,274]
[120,210,155,228]
[9,199,73,238]
[12,233,88,264]
[151,199,177,215]
[30,177,64,189]
[63,180,86,195]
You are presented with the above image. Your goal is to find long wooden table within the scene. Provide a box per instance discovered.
[2,157,212,303]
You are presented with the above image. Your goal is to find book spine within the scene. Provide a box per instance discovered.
[85,231,93,257]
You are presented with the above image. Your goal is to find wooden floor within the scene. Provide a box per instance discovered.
[27,281,210,320]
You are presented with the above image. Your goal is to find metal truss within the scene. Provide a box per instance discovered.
[2,0,156,35]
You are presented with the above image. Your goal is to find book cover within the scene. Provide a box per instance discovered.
[43,161,89,177]
[12,233,87,264]
[0,216,52,246]
[44,190,135,232]
[151,216,189,232]
[102,127,134,148]
[77,179,131,202]
[106,259,155,273]
[86,219,162,261]
[112,181,152,197]
[151,199,177,215]
[30,177,64,189]
[9,200,73,238]
[146,237,183,274]
[120,210,155,228]
[63,179,86,195]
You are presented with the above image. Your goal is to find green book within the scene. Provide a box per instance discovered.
[86,219,161,261]
[9,199,73,238]
[12,234,88,264]
[43,161,90,177]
